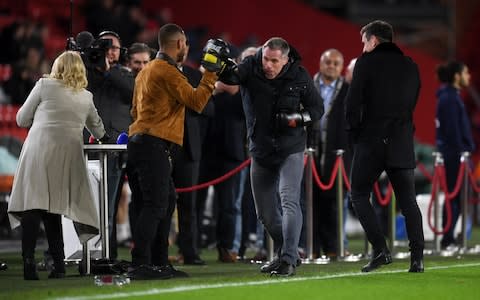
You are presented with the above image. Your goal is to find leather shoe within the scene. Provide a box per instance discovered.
[0,261,7,271]
[183,256,206,266]
[218,247,237,263]
[408,259,424,273]
[260,258,281,273]
[361,249,392,272]
[155,264,189,278]
[270,261,296,277]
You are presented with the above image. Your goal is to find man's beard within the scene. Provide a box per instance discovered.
[176,49,186,63]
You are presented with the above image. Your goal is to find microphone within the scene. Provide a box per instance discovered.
[116,132,128,144]
[76,31,94,49]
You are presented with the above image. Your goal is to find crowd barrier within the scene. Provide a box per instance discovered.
[174,148,480,260]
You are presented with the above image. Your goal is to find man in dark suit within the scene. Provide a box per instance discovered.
[345,20,424,273]
[172,48,209,265]
[311,48,351,258]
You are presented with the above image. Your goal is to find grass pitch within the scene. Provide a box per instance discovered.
[1,237,480,300]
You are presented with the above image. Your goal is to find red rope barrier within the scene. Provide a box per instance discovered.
[426,166,451,235]
[311,156,341,191]
[426,162,465,235]
[373,182,393,206]
[439,162,465,202]
[416,162,433,182]
[175,158,251,193]
[340,158,351,191]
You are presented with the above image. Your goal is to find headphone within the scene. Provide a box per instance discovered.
[98,30,121,42]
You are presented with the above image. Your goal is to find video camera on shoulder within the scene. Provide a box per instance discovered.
[66,31,112,70]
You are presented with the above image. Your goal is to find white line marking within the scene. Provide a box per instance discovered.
[52,262,480,300]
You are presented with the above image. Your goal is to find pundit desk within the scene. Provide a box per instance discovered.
[83,144,127,274]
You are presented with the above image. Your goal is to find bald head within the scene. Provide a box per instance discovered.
[319,48,344,84]
[240,46,257,61]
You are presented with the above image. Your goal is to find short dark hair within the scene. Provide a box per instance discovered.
[436,61,465,84]
[128,42,154,59]
[360,20,393,43]
[263,37,290,57]
[158,23,185,48]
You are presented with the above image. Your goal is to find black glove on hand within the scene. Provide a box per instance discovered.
[201,38,230,73]
[276,111,312,129]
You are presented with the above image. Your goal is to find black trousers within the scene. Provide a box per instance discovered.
[172,147,201,259]
[312,188,338,256]
[127,134,177,266]
[21,210,64,262]
[350,141,424,259]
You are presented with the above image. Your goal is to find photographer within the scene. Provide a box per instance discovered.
[84,30,135,260]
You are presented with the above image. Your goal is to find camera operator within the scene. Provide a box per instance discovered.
[85,30,135,260]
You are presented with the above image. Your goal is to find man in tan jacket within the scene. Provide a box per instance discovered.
[126,23,225,280]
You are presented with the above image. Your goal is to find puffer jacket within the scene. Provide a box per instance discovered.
[234,47,323,167]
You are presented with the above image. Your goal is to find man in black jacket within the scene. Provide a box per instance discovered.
[85,30,135,260]
[345,20,424,273]
[311,48,351,258]
[220,37,323,276]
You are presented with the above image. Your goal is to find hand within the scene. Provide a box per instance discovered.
[276,111,312,129]
[98,133,111,144]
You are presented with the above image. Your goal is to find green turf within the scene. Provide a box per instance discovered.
[1,228,480,300]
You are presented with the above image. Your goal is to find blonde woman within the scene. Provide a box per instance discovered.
[8,51,106,280]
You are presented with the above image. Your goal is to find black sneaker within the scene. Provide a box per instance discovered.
[270,261,295,277]
[127,264,174,280]
[260,258,281,273]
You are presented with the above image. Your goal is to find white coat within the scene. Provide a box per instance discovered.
[8,78,106,242]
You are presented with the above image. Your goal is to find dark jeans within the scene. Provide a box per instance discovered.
[127,134,177,266]
[350,141,424,259]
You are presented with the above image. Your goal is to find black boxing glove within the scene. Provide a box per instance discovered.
[276,111,312,128]
[201,38,230,73]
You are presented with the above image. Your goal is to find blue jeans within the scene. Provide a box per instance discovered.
[251,152,304,265]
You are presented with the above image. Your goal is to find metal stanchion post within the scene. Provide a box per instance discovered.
[460,152,470,251]
[99,151,110,259]
[82,153,91,275]
[432,152,443,254]
[303,148,315,263]
[335,150,345,258]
